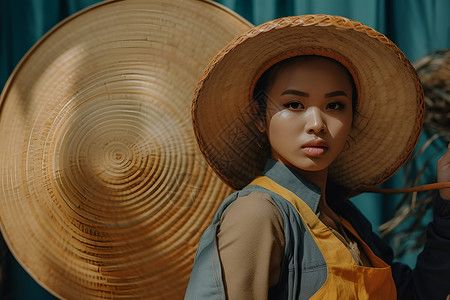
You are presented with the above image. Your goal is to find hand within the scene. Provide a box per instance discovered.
[437,143,450,200]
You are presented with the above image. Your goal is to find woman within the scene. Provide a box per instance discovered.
[185,15,450,299]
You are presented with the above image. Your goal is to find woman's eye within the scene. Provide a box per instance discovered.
[326,102,344,110]
[284,102,303,110]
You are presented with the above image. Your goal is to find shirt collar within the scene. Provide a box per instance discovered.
[262,159,322,213]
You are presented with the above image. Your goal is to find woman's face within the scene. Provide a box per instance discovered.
[264,57,353,174]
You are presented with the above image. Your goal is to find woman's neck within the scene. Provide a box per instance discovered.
[272,158,331,205]
[294,167,328,195]
[293,167,334,213]
[293,167,344,230]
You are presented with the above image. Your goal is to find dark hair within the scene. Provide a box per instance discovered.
[252,55,358,121]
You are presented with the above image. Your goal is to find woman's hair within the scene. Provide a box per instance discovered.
[252,55,358,122]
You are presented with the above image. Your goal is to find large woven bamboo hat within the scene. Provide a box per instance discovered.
[0,0,250,298]
[192,14,425,191]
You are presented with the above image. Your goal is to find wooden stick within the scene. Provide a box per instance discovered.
[355,182,450,194]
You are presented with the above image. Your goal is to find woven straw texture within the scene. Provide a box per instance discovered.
[0,0,250,298]
[192,14,424,191]
[415,49,450,141]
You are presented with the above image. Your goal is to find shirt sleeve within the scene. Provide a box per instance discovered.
[216,191,285,300]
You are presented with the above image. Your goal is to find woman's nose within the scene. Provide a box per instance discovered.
[305,107,327,134]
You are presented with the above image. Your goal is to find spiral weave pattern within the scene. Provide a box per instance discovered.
[0,0,250,298]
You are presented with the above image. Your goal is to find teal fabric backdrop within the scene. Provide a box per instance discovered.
[1,0,449,298]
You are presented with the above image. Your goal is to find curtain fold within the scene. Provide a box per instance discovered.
[1,0,448,298]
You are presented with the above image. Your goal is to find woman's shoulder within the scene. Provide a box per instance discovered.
[220,191,283,228]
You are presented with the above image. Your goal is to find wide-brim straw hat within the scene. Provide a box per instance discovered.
[0,0,250,299]
[192,14,425,192]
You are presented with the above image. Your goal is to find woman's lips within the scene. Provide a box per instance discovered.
[302,147,328,156]
[301,140,328,156]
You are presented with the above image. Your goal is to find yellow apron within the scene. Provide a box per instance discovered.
[251,176,397,299]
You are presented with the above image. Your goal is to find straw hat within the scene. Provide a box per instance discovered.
[0,0,250,298]
[192,14,424,191]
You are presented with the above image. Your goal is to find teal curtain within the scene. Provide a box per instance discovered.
[1,0,449,298]
[217,0,449,61]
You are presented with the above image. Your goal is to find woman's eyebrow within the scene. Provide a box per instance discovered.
[281,89,309,97]
[325,91,348,98]
[280,90,348,98]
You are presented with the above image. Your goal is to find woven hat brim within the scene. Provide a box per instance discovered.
[192,15,424,191]
[0,0,251,298]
